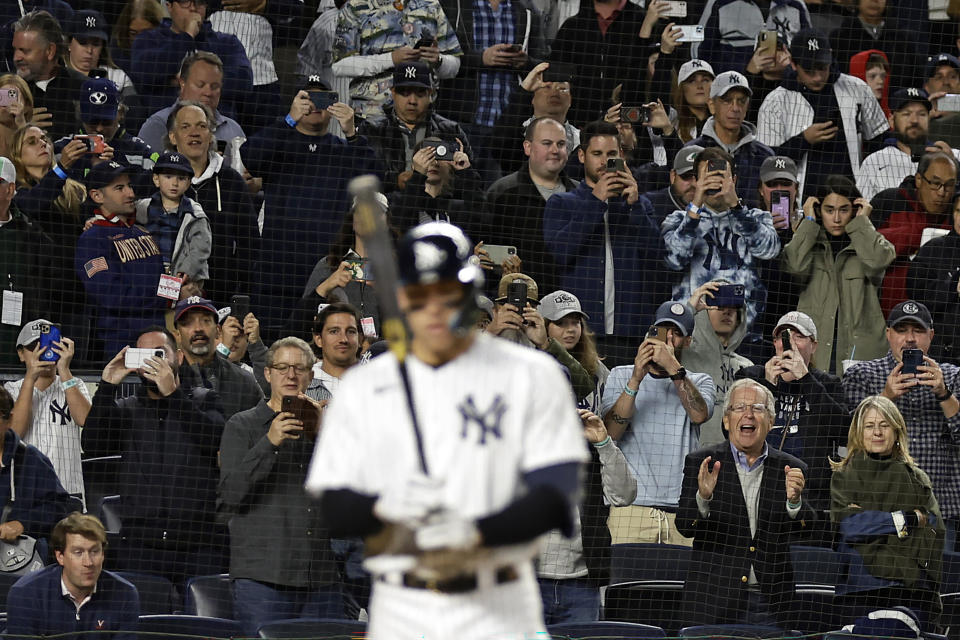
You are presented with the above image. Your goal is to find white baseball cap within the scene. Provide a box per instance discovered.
[709,71,752,99]
[678,59,715,84]
[774,311,818,341]
[0,157,15,185]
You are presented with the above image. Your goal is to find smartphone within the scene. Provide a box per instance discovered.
[714,284,745,307]
[483,244,517,265]
[542,63,576,83]
[506,281,528,309]
[424,139,457,161]
[606,158,626,173]
[770,190,791,228]
[281,395,320,438]
[705,158,727,195]
[230,294,250,321]
[755,30,777,57]
[780,327,791,354]
[901,348,924,375]
[74,134,106,154]
[660,0,687,17]
[125,347,165,370]
[646,325,669,342]
[38,324,61,363]
[676,25,705,43]
[0,88,18,108]
[345,258,374,281]
[622,106,651,124]
[817,107,842,126]
[938,94,960,112]
[308,90,338,110]
[414,29,435,48]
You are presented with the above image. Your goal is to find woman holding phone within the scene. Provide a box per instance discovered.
[0,75,32,159]
[782,176,895,374]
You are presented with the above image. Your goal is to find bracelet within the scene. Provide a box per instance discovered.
[935,389,954,402]
[685,202,702,217]
[284,114,298,128]
[593,436,612,448]
[52,164,68,179]
[623,385,639,398]
[787,499,802,509]
[61,377,80,390]
[804,215,816,222]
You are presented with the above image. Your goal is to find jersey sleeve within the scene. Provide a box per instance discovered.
[520,356,590,473]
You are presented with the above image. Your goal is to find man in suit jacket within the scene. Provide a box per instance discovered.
[677,378,816,629]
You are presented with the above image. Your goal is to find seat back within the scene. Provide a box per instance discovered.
[603,580,685,634]
[609,543,691,584]
[549,620,666,638]
[257,617,367,638]
[115,572,178,615]
[137,614,241,639]
[679,624,801,639]
[184,574,233,619]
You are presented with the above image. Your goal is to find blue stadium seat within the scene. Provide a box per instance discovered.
[942,592,960,640]
[678,624,802,639]
[0,573,27,613]
[609,543,691,584]
[137,614,241,639]
[794,584,841,632]
[548,620,666,638]
[115,572,178,615]
[184,574,233,619]
[790,545,841,586]
[603,580,685,633]
[82,455,121,509]
[257,617,367,638]
[96,494,122,533]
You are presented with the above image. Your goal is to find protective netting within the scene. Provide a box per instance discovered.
[0,0,958,638]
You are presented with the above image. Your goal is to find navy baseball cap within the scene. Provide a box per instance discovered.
[80,77,119,123]
[174,296,218,324]
[654,300,695,337]
[887,300,933,330]
[69,10,109,42]
[393,62,432,89]
[790,28,833,69]
[890,87,932,112]
[86,161,133,190]
[925,53,960,80]
[153,151,194,175]
[303,74,332,92]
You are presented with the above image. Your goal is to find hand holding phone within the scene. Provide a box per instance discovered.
[125,348,165,370]
[230,295,250,321]
[506,281,528,310]
[281,395,321,438]
[901,348,924,375]
[38,324,62,363]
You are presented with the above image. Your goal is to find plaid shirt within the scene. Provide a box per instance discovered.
[843,352,960,518]
[473,0,515,127]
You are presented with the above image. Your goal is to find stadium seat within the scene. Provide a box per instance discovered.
[790,545,841,586]
[184,573,233,619]
[96,494,122,533]
[678,624,802,639]
[548,620,667,638]
[82,455,121,509]
[942,592,960,640]
[115,572,178,615]
[603,580,685,633]
[0,573,26,613]
[794,584,841,632]
[137,614,241,639]
[609,543,692,584]
[257,617,367,638]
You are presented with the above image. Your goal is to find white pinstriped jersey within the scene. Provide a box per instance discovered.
[209,10,279,86]
[3,378,87,497]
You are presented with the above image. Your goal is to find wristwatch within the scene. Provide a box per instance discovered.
[669,367,687,380]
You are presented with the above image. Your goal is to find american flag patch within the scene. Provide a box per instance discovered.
[84,257,108,278]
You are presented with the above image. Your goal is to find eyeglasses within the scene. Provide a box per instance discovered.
[919,173,957,193]
[728,403,768,415]
[270,363,310,375]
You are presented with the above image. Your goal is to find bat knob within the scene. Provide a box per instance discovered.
[348,174,382,197]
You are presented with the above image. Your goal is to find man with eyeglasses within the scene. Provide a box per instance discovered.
[757,28,889,196]
[858,87,960,201]
[219,336,348,636]
[677,378,815,628]
[871,150,958,315]
[83,326,230,583]
[6,513,139,640]
[130,0,252,117]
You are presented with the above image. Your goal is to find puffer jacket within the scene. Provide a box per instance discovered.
[782,214,895,374]
[135,194,212,281]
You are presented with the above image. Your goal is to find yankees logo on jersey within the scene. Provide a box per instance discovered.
[49,399,72,426]
[458,395,506,445]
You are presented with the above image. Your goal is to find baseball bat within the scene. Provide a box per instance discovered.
[348,175,429,475]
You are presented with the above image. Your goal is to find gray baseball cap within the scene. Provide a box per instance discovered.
[774,311,818,340]
[674,145,704,176]
[16,319,55,348]
[710,71,752,99]
[539,290,589,322]
[759,156,799,184]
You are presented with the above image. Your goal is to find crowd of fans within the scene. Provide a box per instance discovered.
[0,0,959,635]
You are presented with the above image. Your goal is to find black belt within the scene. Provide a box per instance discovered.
[382,565,519,594]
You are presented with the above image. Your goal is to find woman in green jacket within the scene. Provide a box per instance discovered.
[783,177,895,374]
[831,395,944,630]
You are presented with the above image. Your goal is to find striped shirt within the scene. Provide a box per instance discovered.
[3,378,88,498]
[210,10,279,86]
[473,0,515,127]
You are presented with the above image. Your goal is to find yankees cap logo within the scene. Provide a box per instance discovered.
[108,162,121,169]
[691,60,703,68]
[405,66,417,78]
[86,16,96,27]
[907,87,920,96]
[89,91,107,104]
[807,38,820,51]
[308,74,321,83]
[413,240,447,271]
[729,74,740,84]
[775,158,786,169]
[308,143,317,152]
[902,302,919,314]
[554,293,576,304]
[169,154,181,162]
[186,295,202,304]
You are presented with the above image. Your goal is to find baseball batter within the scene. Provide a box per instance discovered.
[306,223,587,640]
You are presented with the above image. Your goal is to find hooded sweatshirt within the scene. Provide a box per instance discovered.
[848,49,891,117]
[686,118,774,209]
[681,306,753,445]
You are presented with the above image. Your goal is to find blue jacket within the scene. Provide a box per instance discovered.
[241,119,382,331]
[129,18,253,116]
[74,215,167,359]
[543,181,669,337]
[6,565,139,640]
[0,430,78,540]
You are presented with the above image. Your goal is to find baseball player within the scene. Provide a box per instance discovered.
[307,223,587,640]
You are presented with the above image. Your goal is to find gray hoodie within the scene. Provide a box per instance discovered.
[681,306,753,446]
